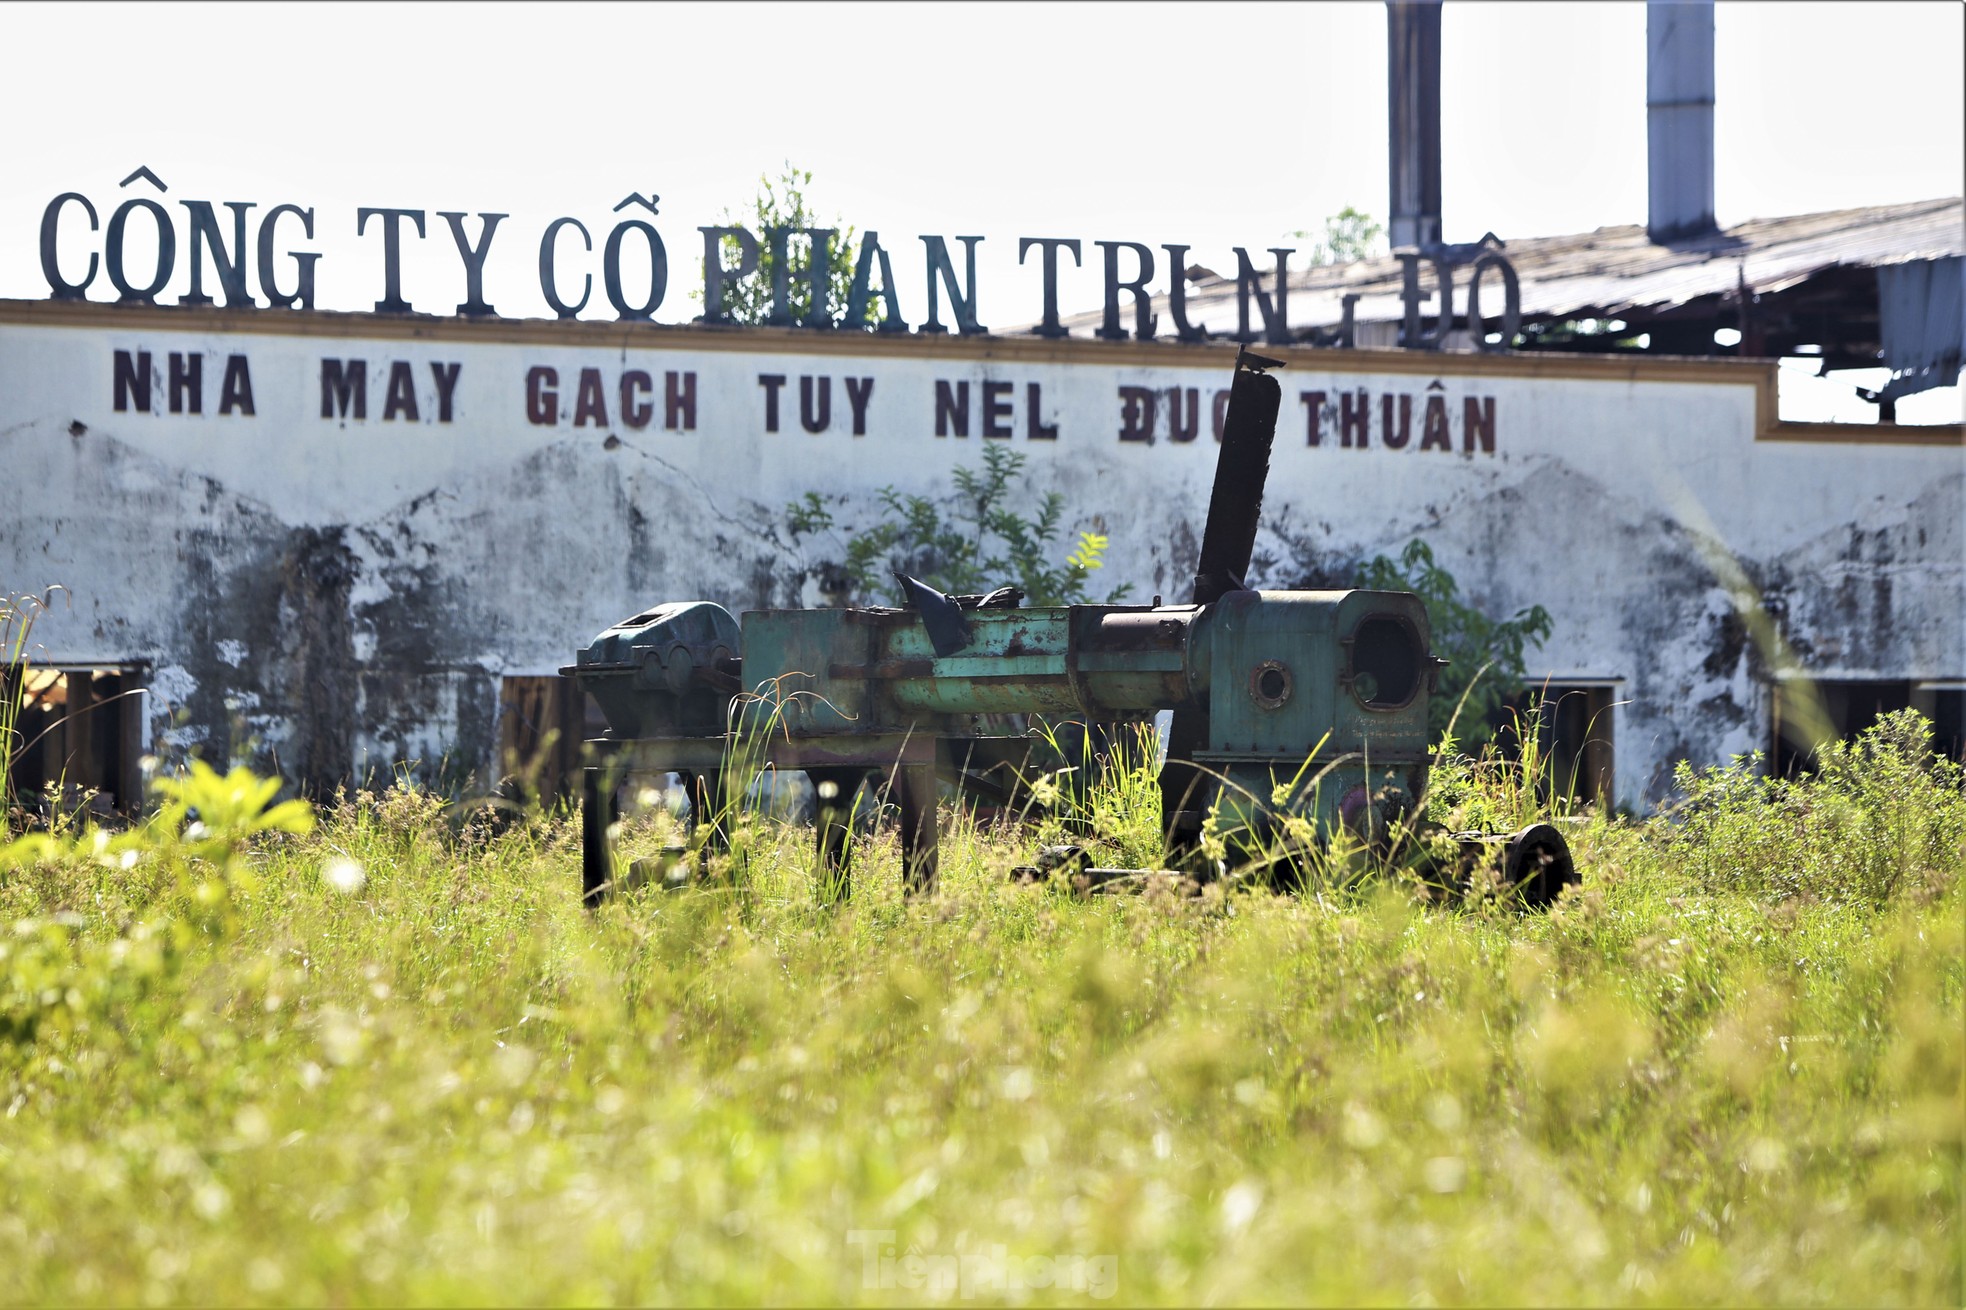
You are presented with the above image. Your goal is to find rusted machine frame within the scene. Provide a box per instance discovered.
[580,728,949,903]
[575,348,1289,902]
[571,345,1578,909]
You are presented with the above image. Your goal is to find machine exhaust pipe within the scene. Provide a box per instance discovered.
[1163,346,1286,849]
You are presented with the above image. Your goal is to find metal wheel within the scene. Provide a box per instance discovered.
[1502,823,1577,908]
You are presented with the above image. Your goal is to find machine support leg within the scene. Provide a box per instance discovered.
[1159,711,1213,859]
[895,764,938,896]
[581,765,615,906]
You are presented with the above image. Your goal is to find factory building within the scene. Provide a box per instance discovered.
[1,292,1958,817]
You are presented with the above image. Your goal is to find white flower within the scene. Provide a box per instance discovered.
[1220,1180,1263,1234]
[323,858,367,894]
[1342,1101,1387,1150]
[191,1181,230,1220]
[1423,1156,1467,1193]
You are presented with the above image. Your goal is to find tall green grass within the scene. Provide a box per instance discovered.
[1,589,58,825]
[0,713,1959,1305]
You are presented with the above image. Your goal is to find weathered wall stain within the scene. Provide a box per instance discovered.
[24,422,1960,811]
[279,526,359,796]
[5,325,1958,814]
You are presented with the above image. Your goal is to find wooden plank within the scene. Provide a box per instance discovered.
[1762,420,1963,447]
[65,671,95,802]
[118,668,144,816]
[0,296,1784,387]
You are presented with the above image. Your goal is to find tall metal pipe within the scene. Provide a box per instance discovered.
[1647,0,1717,242]
[1386,0,1443,250]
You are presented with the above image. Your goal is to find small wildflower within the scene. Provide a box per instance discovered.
[1220,1180,1263,1234]
[323,858,367,894]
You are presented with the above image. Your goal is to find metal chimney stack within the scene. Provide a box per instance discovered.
[1386,0,1443,250]
[1647,0,1717,242]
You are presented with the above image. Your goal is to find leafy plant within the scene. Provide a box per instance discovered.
[3,759,313,1047]
[701,162,881,328]
[1422,704,1585,839]
[1291,205,1387,266]
[1021,718,1166,871]
[788,445,1129,607]
[1663,708,1964,907]
[1356,539,1552,747]
[3,759,313,892]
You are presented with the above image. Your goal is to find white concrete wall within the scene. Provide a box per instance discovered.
[2,304,1959,806]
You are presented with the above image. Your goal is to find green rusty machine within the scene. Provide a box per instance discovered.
[566,349,1576,906]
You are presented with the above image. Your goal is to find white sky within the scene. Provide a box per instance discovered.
[1,0,1960,379]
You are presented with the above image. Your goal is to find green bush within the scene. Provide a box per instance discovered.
[1664,709,1965,906]
[788,445,1127,607]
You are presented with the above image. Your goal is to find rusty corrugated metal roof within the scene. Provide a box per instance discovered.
[1051,197,1964,338]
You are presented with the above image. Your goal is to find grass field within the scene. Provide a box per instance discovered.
[0,713,1960,1306]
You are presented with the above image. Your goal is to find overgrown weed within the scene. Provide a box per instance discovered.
[1663,708,1965,906]
[0,717,1958,1304]
[2,588,63,828]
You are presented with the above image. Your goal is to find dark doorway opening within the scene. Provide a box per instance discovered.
[1494,683,1618,810]
[1769,676,1966,771]
[1779,679,1965,772]
[1913,684,1966,765]
[497,675,601,804]
[1770,679,1927,776]
[4,664,147,819]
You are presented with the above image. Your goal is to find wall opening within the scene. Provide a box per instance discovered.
[1912,683,1966,765]
[1768,678,1962,775]
[496,675,599,804]
[1495,683,1617,810]
[4,664,147,819]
